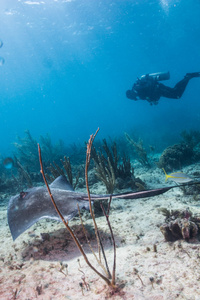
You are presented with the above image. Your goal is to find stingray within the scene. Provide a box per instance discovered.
[7,175,199,240]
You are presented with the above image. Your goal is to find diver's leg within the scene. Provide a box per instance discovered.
[172,77,191,98]
[173,73,200,98]
[158,78,191,99]
[170,72,200,99]
[157,73,200,99]
[157,83,182,99]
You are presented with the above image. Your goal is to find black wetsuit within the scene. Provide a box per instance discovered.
[126,72,200,105]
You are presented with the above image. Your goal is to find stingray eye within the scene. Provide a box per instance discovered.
[20,191,27,199]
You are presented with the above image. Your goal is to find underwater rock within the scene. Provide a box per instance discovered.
[160,218,198,242]
[160,208,199,242]
[157,143,193,171]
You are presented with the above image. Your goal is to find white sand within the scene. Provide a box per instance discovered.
[0,164,200,299]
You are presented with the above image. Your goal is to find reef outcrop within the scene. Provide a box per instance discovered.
[160,209,200,242]
[157,143,193,171]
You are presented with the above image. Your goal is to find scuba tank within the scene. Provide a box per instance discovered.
[148,71,170,81]
[140,71,170,81]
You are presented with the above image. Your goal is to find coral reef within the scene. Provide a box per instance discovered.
[125,132,150,167]
[180,130,200,162]
[157,130,200,171]
[45,156,80,189]
[0,156,11,193]
[180,130,200,148]
[157,143,193,171]
[1,131,86,195]
[0,155,34,194]
[15,158,32,184]
[91,139,118,193]
[14,130,66,173]
[160,208,200,242]
[13,130,39,172]
[91,138,145,193]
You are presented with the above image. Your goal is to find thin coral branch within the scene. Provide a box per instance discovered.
[38,143,113,287]
[38,144,69,225]
[85,128,112,278]
[94,156,115,193]
[61,156,73,185]
[85,128,100,209]
[15,158,33,188]
[100,198,116,286]
[107,195,112,216]
[77,204,109,277]
[85,129,101,251]
[125,132,150,167]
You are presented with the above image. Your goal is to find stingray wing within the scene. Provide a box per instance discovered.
[7,176,86,240]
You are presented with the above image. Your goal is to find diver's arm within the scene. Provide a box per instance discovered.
[126,89,139,100]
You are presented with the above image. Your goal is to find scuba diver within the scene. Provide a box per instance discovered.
[126,71,200,105]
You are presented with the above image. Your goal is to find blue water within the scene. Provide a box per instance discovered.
[0,0,200,155]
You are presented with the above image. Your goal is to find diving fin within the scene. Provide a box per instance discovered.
[185,72,200,78]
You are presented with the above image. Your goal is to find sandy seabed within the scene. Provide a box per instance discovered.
[0,164,200,300]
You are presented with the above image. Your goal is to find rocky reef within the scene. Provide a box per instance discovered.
[157,130,200,171]
[160,208,200,242]
[157,143,193,171]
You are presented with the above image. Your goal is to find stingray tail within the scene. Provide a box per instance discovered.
[89,186,173,201]
[112,186,173,199]
[89,181,200,201]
